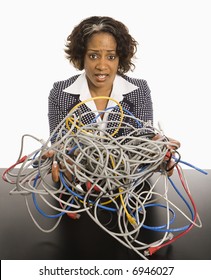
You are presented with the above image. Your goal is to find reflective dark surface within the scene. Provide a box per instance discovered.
[0,168,210,260]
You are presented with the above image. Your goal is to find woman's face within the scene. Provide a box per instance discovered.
[84,32,119,93]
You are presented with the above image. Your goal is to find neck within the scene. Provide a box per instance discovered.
[90,88,112,98]
[86,77,113,97]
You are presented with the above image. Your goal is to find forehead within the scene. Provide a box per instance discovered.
[86,32,117,50]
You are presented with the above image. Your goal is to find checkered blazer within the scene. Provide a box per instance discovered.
[48,74,153,141]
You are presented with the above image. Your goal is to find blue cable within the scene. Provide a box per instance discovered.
[138,203,176,231]
[92,106,143,127]
[67,144,80,155]
[60,172,117,212]
[121,107,143,127]
[91,106,115,123]
[31,151,40,168]
[126,175,195,232]
[174,157,208,175]
[166,176,194,231]
[168,176,194,219]
[134,199,192,232]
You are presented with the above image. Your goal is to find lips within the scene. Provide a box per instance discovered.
[95,74,108,82]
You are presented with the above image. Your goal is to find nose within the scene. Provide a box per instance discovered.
[95,57,108,71]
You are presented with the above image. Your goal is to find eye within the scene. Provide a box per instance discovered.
[108,55,116,60]
[89,53,98,59]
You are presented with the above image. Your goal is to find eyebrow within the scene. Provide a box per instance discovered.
[87,49,116,52]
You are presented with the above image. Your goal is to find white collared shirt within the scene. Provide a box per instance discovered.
[63,72,138,128]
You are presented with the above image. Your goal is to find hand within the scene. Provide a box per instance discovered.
[41,150,59,182]
[152,134,181,176]
[166,137,181,150]
[41,150,73,182]
[165,137,181,176]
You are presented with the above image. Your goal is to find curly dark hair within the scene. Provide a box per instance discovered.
[65,16,138,74]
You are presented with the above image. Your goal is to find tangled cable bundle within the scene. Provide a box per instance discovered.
[3,97,207,259]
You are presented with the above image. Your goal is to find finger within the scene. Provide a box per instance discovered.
[152,133,162,141]
[42,150,55,159]
[166,159,175,177]
[60,161,73,182]
[52,161,60,182]
[167,138,181,150]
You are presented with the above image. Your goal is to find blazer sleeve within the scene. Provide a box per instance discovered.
[140,79,153,125]
[48,82,68,140]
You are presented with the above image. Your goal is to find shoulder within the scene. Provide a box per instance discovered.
[51,74,80,92]
[120,74,150,92]
[121,74,149,87]
[49,74,80,103]
[120,74,151,98]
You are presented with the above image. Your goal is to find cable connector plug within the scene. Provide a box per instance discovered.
[86,181,100,192]
[144,246,160,256]
[67,212,81,220]
[144,233,174,256]
[39,139,47,146]
[167,232,174,240]
[127,215,138,229]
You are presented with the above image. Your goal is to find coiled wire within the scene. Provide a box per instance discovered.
[3,100,205,259]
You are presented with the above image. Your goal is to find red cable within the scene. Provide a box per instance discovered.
[2,155,28,183]
[147,165,198,255]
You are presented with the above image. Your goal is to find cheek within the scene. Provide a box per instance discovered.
[111,62,119,73]
[84,60,94,72]
[83,57,89,70]
[112,59,119,70]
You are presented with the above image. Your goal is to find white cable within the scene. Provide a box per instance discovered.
[4,103,202,259]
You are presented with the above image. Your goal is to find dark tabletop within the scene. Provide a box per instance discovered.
[0,168,210,260]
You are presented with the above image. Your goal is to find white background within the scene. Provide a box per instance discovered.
[0,0,210,169]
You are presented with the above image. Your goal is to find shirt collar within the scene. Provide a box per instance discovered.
[63,72,138,114]
[63,72,138,99]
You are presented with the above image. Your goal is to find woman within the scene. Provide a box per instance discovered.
[48,16,153,137]
[47,16,180,177]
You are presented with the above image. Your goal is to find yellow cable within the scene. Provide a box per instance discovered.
[119,188,137,228]
[65,96,124,137]
[109,154,137,228]
[65,97,127,209]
